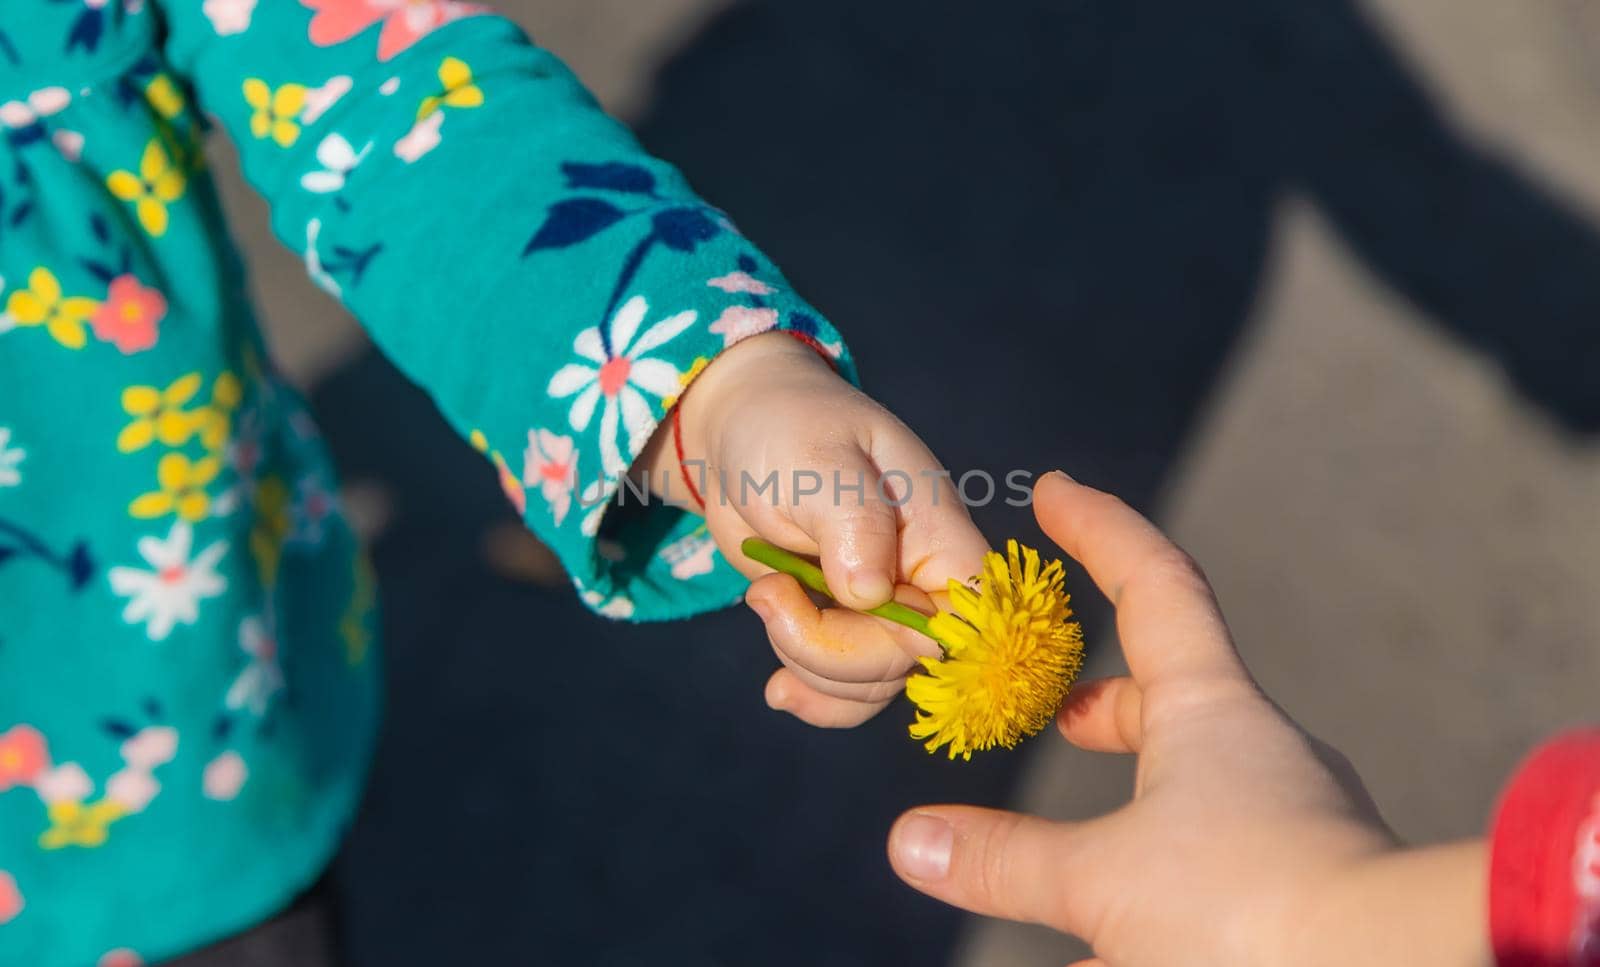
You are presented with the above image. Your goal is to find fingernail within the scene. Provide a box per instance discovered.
[893,813,953,881]
[847,571,894,606]
[747,597,773,621]
[1048,469,1077,483]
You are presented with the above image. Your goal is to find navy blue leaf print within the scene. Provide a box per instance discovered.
[65,542,94,590]
[100,718,138,739]
[142,697,164,720]
[788,312,822,338]
[0,517,92,590]
[63,8,106,54]
[653,208,720,253]
[90,213,110,244]
[738,254,759,273]
[5,126,45,150]
[561,162,657,196]
[79,259,117,286]
[523,198,626,255]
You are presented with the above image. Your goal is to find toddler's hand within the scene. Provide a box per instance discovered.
[640,333,990,728]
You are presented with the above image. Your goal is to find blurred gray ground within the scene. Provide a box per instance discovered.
[212,1,1600,964]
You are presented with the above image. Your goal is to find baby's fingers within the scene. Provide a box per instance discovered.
[747,573,938,685]
[765,669,894,728]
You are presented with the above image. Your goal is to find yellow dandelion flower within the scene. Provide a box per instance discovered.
[106,138,186,236]
[5,267,99,349]
[907,540,1084,760]
[39,799,128,850]
[130,452,222,522]
[243,78,308,147]
[118,372,205,452]
[417,57,483,119]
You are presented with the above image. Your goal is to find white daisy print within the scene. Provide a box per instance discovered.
[547,296,695,475]
[660,530,717,580]
[107,522,229,641]
[305,218,339,296]
[300,133,370,193]
[0,427,24,487]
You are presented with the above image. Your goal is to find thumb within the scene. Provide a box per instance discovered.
[887,806,1085,930]
[793,447,900,610]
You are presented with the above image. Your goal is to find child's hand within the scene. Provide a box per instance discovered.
[885,474,1489,967]
[639,332,990,728]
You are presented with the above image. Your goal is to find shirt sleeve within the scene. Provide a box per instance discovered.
[154,1,857,621]
[1488,727,1600,967]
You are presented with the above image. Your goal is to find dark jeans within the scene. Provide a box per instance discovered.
[163,878,341,967]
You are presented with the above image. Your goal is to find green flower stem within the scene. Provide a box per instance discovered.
[740,537,943,646]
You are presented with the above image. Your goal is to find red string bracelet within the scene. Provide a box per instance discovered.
[670,329,838,512]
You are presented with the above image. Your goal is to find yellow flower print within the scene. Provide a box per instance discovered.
[106,138,186,237]
[5,267,99,349]
[196,372,244,451]
[251,476,292,587]
[661,356,709,411]
[119,373,205,453]
[340,554,377,667]
[145,74,185,120]
[417,57,483,119]
[39,799,127,850]
[243,79,308,147]
[130,453,223,522]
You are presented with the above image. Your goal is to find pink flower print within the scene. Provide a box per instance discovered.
[302,0,486,61]
[495,456,526,515]
[300,76,352,125]
[105,770,159,813]
[293,476,338,544]
[52,129,84,162]
[547,296,695,476]
[708,306,779,348]
[33,763,91,804]
[707,271,774,296]
[522,430,578,526]
[226,618,285,717]
[0,725,48,791]
[203,751,248,801]
[203,0,256,35]
[0,871,20,925]
[98,951,144,967]
[394,109,443,163]
[91,276,166,354]
[119,726,177,771]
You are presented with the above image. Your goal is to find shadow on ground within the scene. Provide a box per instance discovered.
[324,0,1600,964]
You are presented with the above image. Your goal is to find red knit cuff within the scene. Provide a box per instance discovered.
[1490,728,1600,967]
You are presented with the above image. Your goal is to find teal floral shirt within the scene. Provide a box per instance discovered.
[0,3,852,964]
